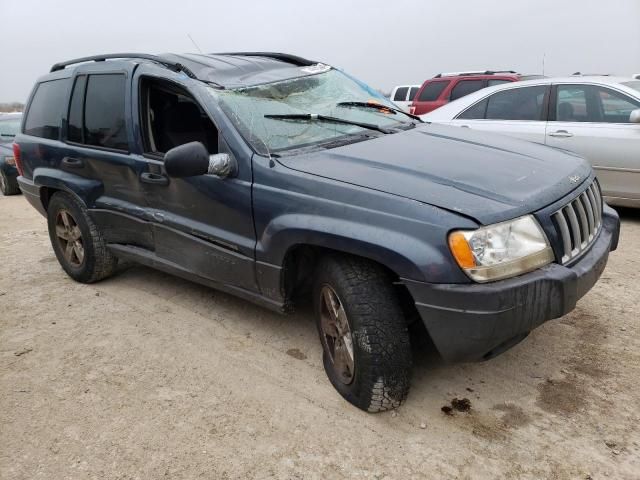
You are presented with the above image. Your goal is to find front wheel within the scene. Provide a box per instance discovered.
[313,255,412,412]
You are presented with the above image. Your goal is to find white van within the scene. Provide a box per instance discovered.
[389,85,421,112]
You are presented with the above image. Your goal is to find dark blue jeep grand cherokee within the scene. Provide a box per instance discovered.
[14,53,619,412]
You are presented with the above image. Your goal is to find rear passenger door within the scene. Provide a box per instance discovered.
[450,85,550,143]
[63,64,154,249]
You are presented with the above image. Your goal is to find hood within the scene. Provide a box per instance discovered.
[277,123,592,225]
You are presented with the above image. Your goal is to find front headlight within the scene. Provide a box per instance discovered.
[448,215,554,283]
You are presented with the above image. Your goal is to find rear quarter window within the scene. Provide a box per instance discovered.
[23,79,69,140]
[393,87,409,101]
[449,80,485,101]
[417,81,449,102]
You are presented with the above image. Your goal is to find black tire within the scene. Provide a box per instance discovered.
[313,255,412,412]
[47,191,117,283]
[0,170,20,196]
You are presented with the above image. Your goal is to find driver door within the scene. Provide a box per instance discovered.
[132,68,258,292]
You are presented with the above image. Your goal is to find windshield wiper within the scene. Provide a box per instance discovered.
[264,113,393,134]
[336,101,423,122]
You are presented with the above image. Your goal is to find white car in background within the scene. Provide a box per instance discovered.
[389,85,421,112]
[422,76,640,208]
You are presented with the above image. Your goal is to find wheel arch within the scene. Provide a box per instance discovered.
[33,167,102,211]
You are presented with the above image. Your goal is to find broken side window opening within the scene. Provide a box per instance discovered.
[140,77,219,156]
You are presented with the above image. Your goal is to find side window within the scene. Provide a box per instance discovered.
[139,78,218,156]
[408,86,420,101]
[488,79,512,87]
[393,87,409,101]
[67,75,86,143]
[457,99,488,120]
[418,81,449,102]
[485,86,548,121]
[449,80,485,101]
[555,86,590,122]
[597,87,640,123]
[84,74,128,150]
[24,79,69,140]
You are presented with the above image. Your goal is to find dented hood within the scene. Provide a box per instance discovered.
[277,123,592,225]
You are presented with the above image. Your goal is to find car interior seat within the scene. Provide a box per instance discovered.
[159,101,210,153]
[557,102,575,121]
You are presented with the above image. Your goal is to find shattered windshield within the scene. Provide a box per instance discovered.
[208,70,413,155]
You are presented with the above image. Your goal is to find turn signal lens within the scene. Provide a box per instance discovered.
[448,231,476,269]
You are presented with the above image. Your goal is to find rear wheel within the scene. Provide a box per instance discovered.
[0,170,20,196]
[313,255,412,412]
[47,192,117,283]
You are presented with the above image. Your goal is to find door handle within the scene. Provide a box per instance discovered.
[460,125,470,128]
[548,130,573,138]
[61,157,84,168]
[140,172,169,186]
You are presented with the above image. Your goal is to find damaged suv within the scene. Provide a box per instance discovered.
[14,53,619,412]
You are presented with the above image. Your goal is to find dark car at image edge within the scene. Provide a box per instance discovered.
[13,52,619,412]
[0,113,22,195]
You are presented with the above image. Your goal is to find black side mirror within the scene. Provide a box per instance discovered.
[164,142,210,178]
[164,141,237,178]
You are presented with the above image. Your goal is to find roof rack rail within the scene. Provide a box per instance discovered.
[434,70,518,78]
[213,52,317,67]
[50,53,197,78]
[571,72,611,76]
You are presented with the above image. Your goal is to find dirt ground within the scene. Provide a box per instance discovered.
[1,194,639,480]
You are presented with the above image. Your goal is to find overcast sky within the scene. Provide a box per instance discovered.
[1,0,639,102]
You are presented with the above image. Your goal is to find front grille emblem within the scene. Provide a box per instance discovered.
[569,175,581,184]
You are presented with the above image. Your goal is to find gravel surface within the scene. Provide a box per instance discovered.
[1,194,639,479]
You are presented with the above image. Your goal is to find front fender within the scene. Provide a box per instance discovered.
[259,214,434,281]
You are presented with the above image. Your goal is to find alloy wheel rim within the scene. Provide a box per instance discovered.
[319,284,355,384]
[55,209,85,267]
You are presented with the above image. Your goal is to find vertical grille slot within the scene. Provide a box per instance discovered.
[552,179,603,264]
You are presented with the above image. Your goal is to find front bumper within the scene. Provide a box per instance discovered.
[403,205,620,363]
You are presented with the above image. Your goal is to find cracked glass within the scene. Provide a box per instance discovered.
[208,69,414,155]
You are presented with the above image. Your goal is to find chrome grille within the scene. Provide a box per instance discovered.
[552,180,603,264]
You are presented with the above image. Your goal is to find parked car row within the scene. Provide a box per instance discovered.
[421,76,640,208]
[9,52,621,412]
[390,70,546,115]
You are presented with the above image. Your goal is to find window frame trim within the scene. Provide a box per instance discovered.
[66,74,88,145]
[454,84,551,122]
